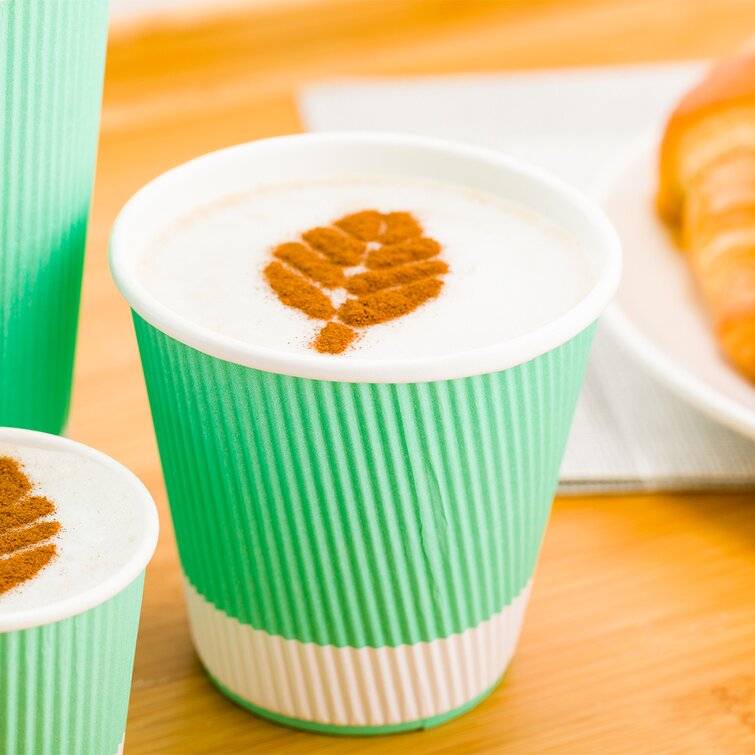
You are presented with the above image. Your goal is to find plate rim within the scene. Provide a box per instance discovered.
[596,136,755,442]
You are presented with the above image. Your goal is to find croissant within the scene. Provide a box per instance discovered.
[657,50,755,381]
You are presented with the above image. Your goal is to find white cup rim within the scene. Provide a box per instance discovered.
[110,132,622,383]
[0,428,159,632]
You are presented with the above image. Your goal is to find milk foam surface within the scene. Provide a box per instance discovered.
[0,441,147,614]
[139,176,595,359]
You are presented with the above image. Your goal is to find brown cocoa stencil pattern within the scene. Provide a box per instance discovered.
[0,457,61,596]
[264,210,449,354]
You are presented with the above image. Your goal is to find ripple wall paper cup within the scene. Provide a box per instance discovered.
[0,429,160,755]
[0,0,109,433]
[110,134,621,734]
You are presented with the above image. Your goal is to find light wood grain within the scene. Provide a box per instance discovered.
[68,1,755,752]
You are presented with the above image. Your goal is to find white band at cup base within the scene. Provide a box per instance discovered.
[184,577,531,728]
[115,734,125,755]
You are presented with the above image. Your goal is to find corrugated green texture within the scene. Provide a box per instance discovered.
[0,0,109,433]
[0,574,144,755]
[135,314,595,648]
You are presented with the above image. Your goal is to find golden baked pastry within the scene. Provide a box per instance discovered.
[658,50,755,381]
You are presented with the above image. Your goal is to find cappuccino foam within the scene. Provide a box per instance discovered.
[0,440,148,614]
[139,176,594,359]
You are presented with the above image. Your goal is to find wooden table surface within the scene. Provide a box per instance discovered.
[71,2,755,752]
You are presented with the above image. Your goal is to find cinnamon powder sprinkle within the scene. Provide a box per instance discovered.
[0,520,60,556]
[0,546,57,596]
[339,278,444,328]
[0,457,61,596]
[379,211,423,244]
[273,242,345,289]
[0,496,56,532]
[302,227,365,266]
[335,210,384,241]
[0,457,31,501]
[264,261,335,320]
[346,259,449,296]
[365,237,441,270]
[264,209,448,354]
[313,322,358,354]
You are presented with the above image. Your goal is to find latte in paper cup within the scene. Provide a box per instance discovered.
[110,133,620,733]
[0,428,159,754]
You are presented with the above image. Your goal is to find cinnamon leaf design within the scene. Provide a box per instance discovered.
[265,209,449,354]
[0,457,60,596]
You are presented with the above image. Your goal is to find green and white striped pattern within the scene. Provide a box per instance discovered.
[0,0,109,433]
[134,314,596,731]
[184,577,531,732]
[0,576,144,755]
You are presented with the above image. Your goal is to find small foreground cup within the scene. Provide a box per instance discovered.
[0,0,109,433]
[110,133,621,734]
[0,428,159,754]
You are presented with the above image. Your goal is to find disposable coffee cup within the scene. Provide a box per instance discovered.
[0,0,109,433]
[0,428,159,754]
[110,133,621,734]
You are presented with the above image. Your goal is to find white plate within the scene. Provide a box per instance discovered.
[600,141,755,441]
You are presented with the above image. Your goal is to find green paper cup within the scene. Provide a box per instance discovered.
[110,134,621,733]
[0,428,159,754]
[0,0,109,433]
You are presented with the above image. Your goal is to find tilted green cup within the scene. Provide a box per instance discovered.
[0,428,159,755]
[0,0,109,433]
[111,134,621,734]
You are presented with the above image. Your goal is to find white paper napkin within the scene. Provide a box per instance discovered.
[299,62,755,492]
